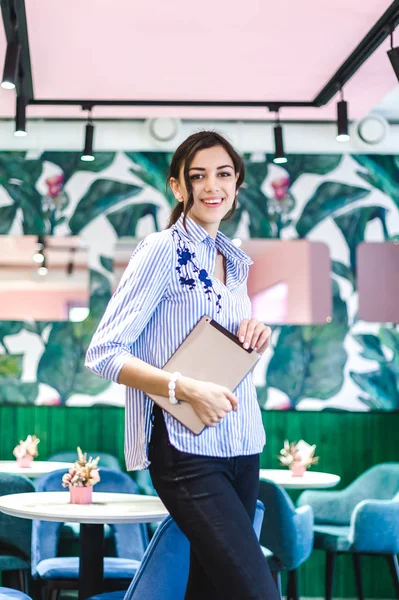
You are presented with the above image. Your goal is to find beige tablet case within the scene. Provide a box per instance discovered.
[148,315,261,434]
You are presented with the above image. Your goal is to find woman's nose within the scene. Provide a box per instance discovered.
[204,175,220,191]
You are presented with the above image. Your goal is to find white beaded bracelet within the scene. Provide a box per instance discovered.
[168,371,182,405]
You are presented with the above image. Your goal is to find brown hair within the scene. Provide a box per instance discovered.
[166,131,245,229]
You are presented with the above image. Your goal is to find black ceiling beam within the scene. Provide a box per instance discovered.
[29,99,314,109]
[1,0,33,100]
[313,0,399,106]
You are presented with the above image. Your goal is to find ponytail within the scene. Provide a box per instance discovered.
[167,202,184,228]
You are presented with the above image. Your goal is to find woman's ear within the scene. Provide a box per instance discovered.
[169,177,183,202]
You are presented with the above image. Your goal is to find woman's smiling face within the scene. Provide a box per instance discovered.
[170,145,239,237]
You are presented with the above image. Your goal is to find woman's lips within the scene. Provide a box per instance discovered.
[201,198,224,207]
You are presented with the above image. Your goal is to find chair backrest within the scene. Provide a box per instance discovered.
[346,463,399,500]
[48,451,123,472]
[258,479,313,570]
[328,462,399,524]
[32,468,148,575]
[124,500,265,600]
[0,587,32,600]
[0,474,35,564]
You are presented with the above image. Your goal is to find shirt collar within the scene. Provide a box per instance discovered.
[173,214,253,266]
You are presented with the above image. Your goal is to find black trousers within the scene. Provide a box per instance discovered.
[148,406,280,600]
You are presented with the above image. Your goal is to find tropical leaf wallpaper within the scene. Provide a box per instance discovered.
[0,150,398,411]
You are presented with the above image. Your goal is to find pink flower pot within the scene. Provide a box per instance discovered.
[69,485,93,505]
[290,463,307,477]
[16,456,33,468]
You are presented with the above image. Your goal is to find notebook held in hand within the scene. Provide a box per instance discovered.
[148,315,261,434]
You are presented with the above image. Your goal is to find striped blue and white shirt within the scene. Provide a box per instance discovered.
[85,214,266,470]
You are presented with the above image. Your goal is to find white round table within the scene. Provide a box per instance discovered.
[0,461,73,479]
[259,469,340,489]
[0,491,168,600]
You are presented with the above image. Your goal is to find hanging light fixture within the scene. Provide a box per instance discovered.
[81,110,95,162]
[387,27,399,82]
[273,111,287,164]
[37,256,48,276]
[33,235,46,264]
[14,95,27,136]
[1,42,21,90]
[336,89,350,142]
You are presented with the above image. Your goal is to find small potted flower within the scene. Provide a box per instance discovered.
[278,439,319,477]
[62,447,100,504]
[13,435,40,468]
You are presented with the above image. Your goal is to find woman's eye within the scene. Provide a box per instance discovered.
[219,172,232,177]
[189,174,202,180]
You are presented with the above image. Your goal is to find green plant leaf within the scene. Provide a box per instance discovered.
[0,354,23,378]
[0,155,45,234]
[219,205,244,239]
[352,155,399,208]
[3,182,45,235]
[334,206,388,272]
[0,380,39,404]
[353,334,386,362]
[69,179,142,234]
[0,204,17,233]
[350,367,399,410]
[37,319,110,403]
[296,182,369,238]
[266,280,348,405]
[379,327,399,355]
[89,269,112,319]
[0,322,24,340]
[36,269,112,403]
[332,260,355,288]
[242,158,269,188]
[238,187,273,238]
[107,203,159,237]
[41,152,116,183]
[99,256,114,273]
[265,154,342,185]
[0,153,42,187]
[126,152,174,204]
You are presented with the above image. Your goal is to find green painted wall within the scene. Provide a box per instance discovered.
[1,405,397,598]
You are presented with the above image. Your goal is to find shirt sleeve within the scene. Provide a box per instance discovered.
[85,232,173,383]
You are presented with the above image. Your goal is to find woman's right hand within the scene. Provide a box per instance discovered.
[176,376,238,427]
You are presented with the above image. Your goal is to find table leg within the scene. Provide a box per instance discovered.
[79,523,105,600]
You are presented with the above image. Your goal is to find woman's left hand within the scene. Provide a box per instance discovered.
[237,318,272,355]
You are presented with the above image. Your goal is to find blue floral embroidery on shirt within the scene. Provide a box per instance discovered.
[172,228,222,312]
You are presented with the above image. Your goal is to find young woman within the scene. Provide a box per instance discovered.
[86,131,279,600]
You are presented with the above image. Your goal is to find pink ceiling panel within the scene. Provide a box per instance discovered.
[25,0,391,100]
[0,0,396,121]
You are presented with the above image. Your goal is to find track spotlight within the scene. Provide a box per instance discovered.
[336,90,350,142]
[14,95,27,137]
[33,235,46,264]
[81,111,95,162]
[387,28,399,82]
[273,112,287,164]
[32,251,44,264]
[1,42,21,90]
[37,235,45,250]
[37,256,48,276]
[67,248,76,276]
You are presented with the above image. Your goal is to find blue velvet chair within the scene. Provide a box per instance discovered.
[0,474,35,593]
[258,479,314,600]
[32,468,149,600]
[297,462,399,600]
[48,451,123,472]
[85,500,265,600]
[0,588,32,600]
